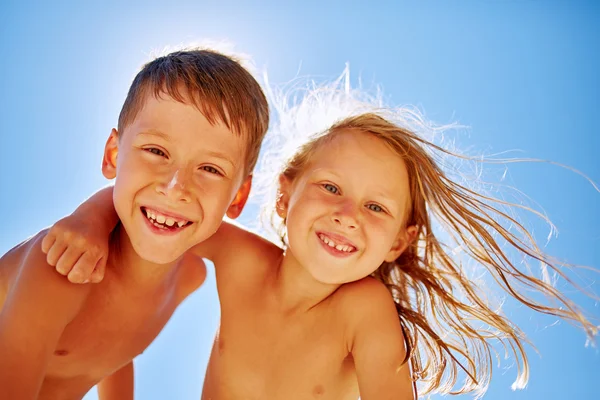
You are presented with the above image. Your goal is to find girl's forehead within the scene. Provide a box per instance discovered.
[310,129,402,165]
[303,130,411,194]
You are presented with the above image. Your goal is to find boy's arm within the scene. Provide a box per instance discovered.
[42,186,117,283]
[346,280,416,400]
[0,233,91,399]
[43,186,279,283]
[97,361,134,400]
[187,218,280,268]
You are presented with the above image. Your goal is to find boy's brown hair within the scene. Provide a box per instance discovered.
[117,48,269,174]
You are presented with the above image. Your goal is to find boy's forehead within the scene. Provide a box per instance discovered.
[124,94,248,169]
[125,93,235,138]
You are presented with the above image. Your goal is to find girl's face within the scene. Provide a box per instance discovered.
[280,130,416,284]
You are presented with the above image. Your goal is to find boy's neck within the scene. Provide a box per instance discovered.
[272,250,341,315]
[106,223,181,287]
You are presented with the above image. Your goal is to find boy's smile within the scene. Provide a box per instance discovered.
[102,94,248,265]
[141,206,192,234]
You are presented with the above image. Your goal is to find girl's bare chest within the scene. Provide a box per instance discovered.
[206,304,358,400]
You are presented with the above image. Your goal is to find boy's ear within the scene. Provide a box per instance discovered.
[384,225,418,263]
[102,129,119,179]
[226,176,252,219]
[276,174,291,219]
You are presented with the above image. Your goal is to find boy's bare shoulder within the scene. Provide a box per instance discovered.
[0,230,91,307]
[174,253,208,304]
[0,229,92,364]
[0,232,38,305]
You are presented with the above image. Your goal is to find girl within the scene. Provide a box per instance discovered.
[42,75,598,399]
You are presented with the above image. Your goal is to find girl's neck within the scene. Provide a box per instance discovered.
[106,223,181,288]
[271,248,342,315]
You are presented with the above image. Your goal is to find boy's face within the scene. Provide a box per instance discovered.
[102,94,250,264]
[279,130,417,284]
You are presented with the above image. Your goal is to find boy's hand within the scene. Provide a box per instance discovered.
[41,214,108,284]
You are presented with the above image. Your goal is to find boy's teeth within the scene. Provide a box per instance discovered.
[144,207,191,229]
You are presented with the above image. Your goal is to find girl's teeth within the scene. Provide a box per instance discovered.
[165,218,175,227]
[177,221,185,228]
[319,234,354,253]
[156,215,166,224]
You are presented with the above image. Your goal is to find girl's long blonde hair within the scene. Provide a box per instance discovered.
[255,68,598,397]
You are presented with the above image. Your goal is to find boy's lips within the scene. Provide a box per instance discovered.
[141,206,193,230]
[316,231,358,254]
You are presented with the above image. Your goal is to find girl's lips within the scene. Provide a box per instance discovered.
[316,231,357,248]
[316,231,358,257]
[316,233,357,258]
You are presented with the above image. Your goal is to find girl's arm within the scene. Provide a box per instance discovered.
[345,279,416,400]
[42,186,118,283]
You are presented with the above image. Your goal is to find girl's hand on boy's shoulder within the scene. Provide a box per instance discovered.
[41,213,108,284]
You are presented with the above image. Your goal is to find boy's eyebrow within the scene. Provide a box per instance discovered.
[137,129,238,169]
[205,150,237,169]
[137,129,172,141]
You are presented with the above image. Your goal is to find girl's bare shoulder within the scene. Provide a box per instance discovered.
[333,277,398,327]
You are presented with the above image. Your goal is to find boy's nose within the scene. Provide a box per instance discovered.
[156,169,192,203]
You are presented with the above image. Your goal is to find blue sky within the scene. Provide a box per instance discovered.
[1,0,598,398]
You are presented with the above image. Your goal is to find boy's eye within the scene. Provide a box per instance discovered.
[201,166,222,175]
[145,147,166,157]
[323,183,339,194]
[367,204,383,213]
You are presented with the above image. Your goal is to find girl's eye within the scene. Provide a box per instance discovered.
[145,148,166,157]
[201,166,222,175]
[367,204,383,213]
[323,183,339,194]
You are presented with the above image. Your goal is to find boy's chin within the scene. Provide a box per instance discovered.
[134,245,185,265]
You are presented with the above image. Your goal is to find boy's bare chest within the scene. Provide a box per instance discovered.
[203,300,359,400]
[46,284,179,381]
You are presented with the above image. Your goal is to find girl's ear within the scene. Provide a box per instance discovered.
[384,225,418,262]
[102,129,119,179]
[276,174,292,219]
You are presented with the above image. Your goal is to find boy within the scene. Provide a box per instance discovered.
[0,48,269,400]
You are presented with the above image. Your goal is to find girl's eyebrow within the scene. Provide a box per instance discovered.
[313,168,404,204]
[310,168,342,178]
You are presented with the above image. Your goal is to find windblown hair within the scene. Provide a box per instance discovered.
[118,47,269,174]
[257,69,598,397]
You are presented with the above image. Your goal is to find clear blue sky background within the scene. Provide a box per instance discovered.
[1,0,598,399]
